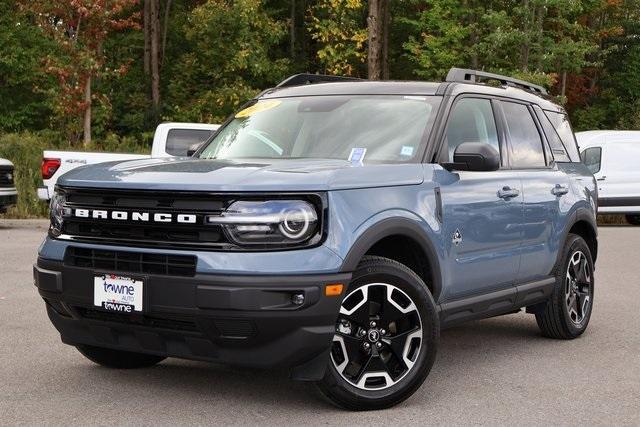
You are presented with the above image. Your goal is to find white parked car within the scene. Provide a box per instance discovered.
[38,122,219,201]
[0,158,17,213]
[576,130,640,225]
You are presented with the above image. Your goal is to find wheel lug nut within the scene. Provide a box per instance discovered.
[380,329,386,335]
[370,321,376,328]
[358,329,366,337]
[376,342,382,349]
[363,342,371,350]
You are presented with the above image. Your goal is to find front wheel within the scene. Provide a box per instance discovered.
[316,256,439,410]
[536,234,595,339]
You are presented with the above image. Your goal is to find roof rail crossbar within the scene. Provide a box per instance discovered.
[446,68,548,95]
[276,73,361,88]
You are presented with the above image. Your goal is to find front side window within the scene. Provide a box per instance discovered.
[444,98,499,162]
[198,95,440,163]
[166,129,215,156]
[501,101,546,168]
[581,147,602,174]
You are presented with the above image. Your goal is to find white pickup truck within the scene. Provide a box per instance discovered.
[38,122,219,200]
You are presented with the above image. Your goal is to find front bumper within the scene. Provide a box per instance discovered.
[0,188,17,212]
[35,257,351,380]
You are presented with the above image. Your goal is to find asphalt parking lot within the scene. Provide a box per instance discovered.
[1,219,638,425]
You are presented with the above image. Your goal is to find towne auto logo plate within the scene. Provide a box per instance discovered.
[94,274,143,313]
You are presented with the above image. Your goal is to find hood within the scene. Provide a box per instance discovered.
[58,157,424,192]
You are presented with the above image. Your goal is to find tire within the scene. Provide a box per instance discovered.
[316,256,439,410]
[536,233,595,339]
[76,345,166,369]
[625,214,640,226]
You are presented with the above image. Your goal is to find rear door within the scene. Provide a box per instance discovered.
[436,96,523,301]
[497,100,570,283]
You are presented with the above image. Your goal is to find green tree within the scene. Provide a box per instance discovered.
[0,5,56,132]
[307,0,368,76]
[167,0,290,123]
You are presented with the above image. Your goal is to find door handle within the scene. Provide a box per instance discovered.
[596,176,606,181]
[551,184,569,196]
[498,186,520,200]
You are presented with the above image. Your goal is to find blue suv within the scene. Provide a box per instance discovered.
[35,69,598,410]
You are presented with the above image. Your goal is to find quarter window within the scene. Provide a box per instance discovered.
[581,147,602,174]
[501,102,546,168]
[444,98,499,162]
[543,111,581,162]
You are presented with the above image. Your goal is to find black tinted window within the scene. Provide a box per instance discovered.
[581,147,602,174]
[544,111,580,162]
[445,98,499,162]
[501,102,545,168]
[166,129,214,156]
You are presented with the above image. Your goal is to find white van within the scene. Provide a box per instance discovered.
[576,130,640,224]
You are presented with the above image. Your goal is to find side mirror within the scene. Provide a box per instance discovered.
[187,142,204,157]
[445,142,500,172]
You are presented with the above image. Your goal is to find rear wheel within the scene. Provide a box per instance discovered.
[536,234,594,339]
[625,214,640,225]
[316,256,439,410]
[76,345,166,369]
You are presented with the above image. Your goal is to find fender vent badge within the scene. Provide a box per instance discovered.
[452,229,463,246]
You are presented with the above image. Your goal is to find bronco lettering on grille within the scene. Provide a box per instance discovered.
[72,209,197,224]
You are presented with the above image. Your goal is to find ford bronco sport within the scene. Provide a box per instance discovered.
[35,69,598,410]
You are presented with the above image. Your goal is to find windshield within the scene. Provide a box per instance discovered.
[198,95,440,163]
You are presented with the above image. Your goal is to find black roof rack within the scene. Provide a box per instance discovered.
[446,68,548,95]
[276,73,361,88]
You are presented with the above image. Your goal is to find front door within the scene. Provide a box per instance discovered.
[436,97,523,301]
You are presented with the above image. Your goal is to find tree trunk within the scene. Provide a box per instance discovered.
[382,0,390,80]
[150,0,161,113]
[161,0,172,66]
[83,75,91,147]
[290,0,295,58]
[143,0,150,74]
[520,0,530,72]
[561,70,567,99]
[367,0,383,80]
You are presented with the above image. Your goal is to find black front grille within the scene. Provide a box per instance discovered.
[0,166,13,187]
[65,247,197,277]
[57,187,325,250]
[75,307,199,332]
[60,187,232,249]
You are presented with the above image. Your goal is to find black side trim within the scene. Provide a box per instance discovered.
[434,187,443,223]
[598,197,640,207]
[340,217,442,301]
[439,277,554,329]
[554,207,598,269]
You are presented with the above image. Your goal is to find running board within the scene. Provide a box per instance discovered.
[438,277,555,329]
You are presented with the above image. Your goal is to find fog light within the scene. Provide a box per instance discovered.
[291,293,305,306]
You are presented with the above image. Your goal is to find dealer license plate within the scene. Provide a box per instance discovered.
[94,274,143,313]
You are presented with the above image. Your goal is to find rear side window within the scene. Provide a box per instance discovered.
[581,147,602,174]
[166,129,215,156]
[444,98,499,162]
[501,101,546,168]
[543,111,580,162]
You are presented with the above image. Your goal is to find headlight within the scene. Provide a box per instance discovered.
[49,190,69,236]
[207,200,319,246]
